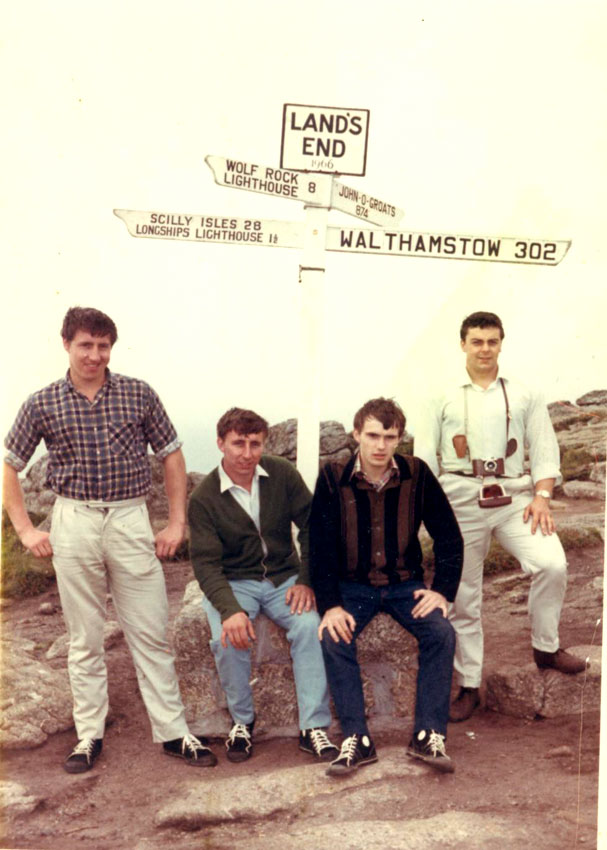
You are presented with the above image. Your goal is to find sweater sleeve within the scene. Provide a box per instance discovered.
[187,491,246,622]
[284,462,313,586]
[416,459,463,602]
[309,465,344,616]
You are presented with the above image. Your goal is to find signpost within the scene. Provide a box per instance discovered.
[330,179,404,227]
[280,103,370,175]
[114,103,571,488]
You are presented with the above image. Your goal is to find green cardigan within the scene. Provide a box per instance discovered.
[188,455,312,621]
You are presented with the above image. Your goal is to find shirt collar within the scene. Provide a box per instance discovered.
[459,367,504,391]
[63,369,114,396]
[218,460,269,493]
[350,451,399,486]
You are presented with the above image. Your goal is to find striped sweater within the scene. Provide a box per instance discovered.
[309,453,463,615]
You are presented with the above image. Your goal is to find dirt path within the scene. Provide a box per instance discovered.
[1,537,603,850]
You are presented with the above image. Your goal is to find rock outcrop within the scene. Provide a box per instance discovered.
[0,636,74,748]
[174,581,419,737]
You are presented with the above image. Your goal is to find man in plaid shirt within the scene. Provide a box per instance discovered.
[3,307,217,773]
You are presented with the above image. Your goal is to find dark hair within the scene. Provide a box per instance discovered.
[460,311,504,341]
[353,397,406,437]
[216,407,269,440]
[61,307,118,344]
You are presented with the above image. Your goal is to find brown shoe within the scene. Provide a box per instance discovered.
[533,648,587,675]
[448,687,480,722]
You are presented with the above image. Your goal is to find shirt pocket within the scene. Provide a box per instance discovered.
[108,420,143,456]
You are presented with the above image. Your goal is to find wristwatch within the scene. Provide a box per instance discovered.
[535,489,552,499]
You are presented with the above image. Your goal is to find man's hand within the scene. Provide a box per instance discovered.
[318,606,357,644]
[285,583,316,614]
[523,495,555,536]
[221,611,257,650]
[412,588,448,619]
[154,521,186,560]
[20,527,53,558]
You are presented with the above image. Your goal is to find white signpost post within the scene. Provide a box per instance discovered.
[114,104,571,489]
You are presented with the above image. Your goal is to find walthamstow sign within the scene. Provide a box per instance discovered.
[114,103,571,486]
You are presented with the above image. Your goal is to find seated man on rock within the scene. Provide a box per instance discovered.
[188,407,337,763]
[310,398,463,776]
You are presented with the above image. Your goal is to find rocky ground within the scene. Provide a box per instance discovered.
[2,395,605,849]
[1,504,603,850]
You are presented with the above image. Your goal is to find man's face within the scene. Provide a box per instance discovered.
[353,416,401,475]
[217,430,265,483]
[63,330,112,385]
[461,326,503,375]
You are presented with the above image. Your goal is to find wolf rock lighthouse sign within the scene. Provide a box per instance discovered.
[114,103,571,488]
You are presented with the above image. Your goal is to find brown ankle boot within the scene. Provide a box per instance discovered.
[448,687,480,722]
[533,648,587,675]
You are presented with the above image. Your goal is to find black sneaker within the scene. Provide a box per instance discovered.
[163,733,218,767]
[225,720,254,763]
[299,728,339,761]
[326,734,378,776]
[64,738,103,774]
[407,729,454,773]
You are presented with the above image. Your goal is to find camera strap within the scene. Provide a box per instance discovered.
[463,377,516,459]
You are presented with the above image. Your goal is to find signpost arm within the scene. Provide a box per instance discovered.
[297,203,329,492]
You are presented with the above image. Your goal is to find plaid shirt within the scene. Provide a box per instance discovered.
[351,452,399,492]
[4,371,181,501]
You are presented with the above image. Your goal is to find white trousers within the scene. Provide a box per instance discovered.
[50,496,188,742]
[439,475,568,688]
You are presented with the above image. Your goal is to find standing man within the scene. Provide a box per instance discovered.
[414,311,586,723]
[188,408,337,763]
[310,398,463,776]
[3,307,217,772]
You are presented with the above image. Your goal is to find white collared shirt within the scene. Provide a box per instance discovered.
[218,461,269,553]
[413,370,562,484]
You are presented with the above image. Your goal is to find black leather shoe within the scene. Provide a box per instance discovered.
[448,687,480,722]
[533,648,587,675]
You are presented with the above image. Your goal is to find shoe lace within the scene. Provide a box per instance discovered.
[227,723,251,745]
[427,731,447,757]
[308,728,332,754]
[339,735,359,762]
[71,738,96,757]
[181,733,207,755]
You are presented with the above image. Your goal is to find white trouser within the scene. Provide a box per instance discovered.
[50,496,188,742]
[439,474,567,688]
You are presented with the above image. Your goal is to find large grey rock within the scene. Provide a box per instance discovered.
[45,619,123,660]
[590,462,606,484]
[562,481,605,500]
[576,389,607,406]
[264,419,357,464]
[174,581,419,737]
[0,780,41,820]
[0,636,73,748]
[154,746,421,828]
[485,644,601,719]
[143,812,552,850]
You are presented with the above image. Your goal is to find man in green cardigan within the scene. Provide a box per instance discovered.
[188,407,337,764]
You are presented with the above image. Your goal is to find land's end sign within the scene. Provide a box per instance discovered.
[280,104,370,176]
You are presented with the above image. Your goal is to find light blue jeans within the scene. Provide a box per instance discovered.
[202,575,331,729]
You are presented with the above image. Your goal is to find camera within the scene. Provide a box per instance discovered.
[471,457,505,477]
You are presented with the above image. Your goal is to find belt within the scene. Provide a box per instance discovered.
[446,471,524,480]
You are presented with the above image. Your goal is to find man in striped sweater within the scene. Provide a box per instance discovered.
[310,398,463,776]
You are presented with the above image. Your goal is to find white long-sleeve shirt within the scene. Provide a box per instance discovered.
[413,371,562,485]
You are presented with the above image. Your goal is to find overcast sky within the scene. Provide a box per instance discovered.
[2,0,606,476]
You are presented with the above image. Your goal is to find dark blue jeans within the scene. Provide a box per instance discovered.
[321,580,455,737]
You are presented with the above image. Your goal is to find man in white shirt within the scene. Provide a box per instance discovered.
[414,311,586,723]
